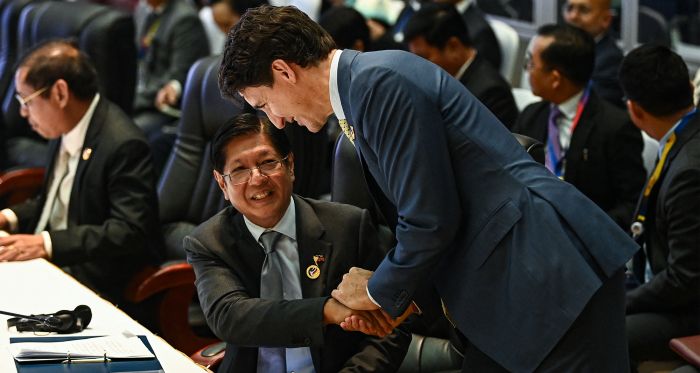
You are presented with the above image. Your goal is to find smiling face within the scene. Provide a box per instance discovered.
[239,59,330,133]
[563,0,612,38]
[215,131,295,228]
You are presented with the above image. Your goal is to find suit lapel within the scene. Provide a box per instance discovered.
[293,196,332,299]
[231,212,266,297]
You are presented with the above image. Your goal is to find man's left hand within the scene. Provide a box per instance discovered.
[331,267,379,311]
[0,234,47,262]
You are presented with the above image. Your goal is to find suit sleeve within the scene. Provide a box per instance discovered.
[340,209,410,372]
[185,234,328,347]
[11,197,42,233]
[49,139,158,265]
[355,68,463,318]
[626,166,700,312]
[604,120,645,228]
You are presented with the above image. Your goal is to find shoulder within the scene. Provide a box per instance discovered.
[96,100,149,148]
[297,196,366,222]
[188,207,239,247]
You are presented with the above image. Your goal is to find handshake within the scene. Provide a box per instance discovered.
[323,267,417,338]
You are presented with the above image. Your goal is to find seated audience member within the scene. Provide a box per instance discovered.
[319,6,372,51]
[404,3,518,128]
[563,0,624,107]
[513,24,645,230]
[184,113,410,372]
[619,44,700,371]
[133,0,209,136]
[440,0,501,70]
[199,0,267,55]
[0,40,162,304]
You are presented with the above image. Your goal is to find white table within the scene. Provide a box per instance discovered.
[0,259,209,372]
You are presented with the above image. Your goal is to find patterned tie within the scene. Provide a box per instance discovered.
[257,231,287,373]
[35,148,70,233]
[545,106,563,175]
[338,119,355,145]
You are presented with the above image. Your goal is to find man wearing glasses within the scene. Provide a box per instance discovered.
[184,113,409,373]
[0,40,162,305]
[563,0,625,107]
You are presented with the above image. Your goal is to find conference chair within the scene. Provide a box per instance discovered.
[1,0,136,170]
[487,17,521,85]
[0,167,44,207]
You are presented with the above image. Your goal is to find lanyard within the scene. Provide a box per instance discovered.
[546,83,592,178]
[630,108,697,239]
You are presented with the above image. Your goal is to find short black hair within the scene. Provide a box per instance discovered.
[16,39,98,100]
[619,44,693,117]
[403,3,471,49]
[219,5,335,99]
[536,24,594,86]
[319,6,370,50]
[210,112,291,173]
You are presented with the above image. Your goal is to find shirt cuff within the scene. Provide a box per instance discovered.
[366,285,382,308]
[1,209,19,232]
[41,231,53,259]
[168,80,182,98]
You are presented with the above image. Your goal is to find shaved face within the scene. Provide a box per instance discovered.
[563,0,612,38]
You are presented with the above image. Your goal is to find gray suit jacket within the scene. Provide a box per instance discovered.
[336,49,638,372]
[133,0,209,112]
[184,196,409,372]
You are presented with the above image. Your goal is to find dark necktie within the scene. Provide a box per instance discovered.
[545,106,563,174]
[257,231,286,373]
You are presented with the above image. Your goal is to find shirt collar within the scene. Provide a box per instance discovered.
[244,197,297,243]
[454,51,476,80]
[556,90,584,120]
[455,0,473,14]
[658,116,685,158]
[61,94,100,157]
[329,49,345,121]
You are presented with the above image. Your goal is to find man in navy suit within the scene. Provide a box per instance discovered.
[219,5,638,371]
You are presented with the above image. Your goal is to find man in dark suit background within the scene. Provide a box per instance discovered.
[513,24,645,229]
[619,44,700,371]
[220,6,638,372]
[184,113,409,372]
[0,40,162,304]
[404,3,518,128]
[563,0,624,107]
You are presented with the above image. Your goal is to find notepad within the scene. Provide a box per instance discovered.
[9,335,155,362]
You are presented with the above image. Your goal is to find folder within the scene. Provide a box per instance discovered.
[10,335,164,373]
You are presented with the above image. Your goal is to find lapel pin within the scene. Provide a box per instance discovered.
[82,148,93,161]
[306,254,325,280]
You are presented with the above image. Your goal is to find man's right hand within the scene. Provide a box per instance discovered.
[322,298,394,337]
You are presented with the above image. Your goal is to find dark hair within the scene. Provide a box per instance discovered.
[619,44,693,117]
[536,24,594,86]
[403,3,471,49]
[16,39,98,100]
[210,112,292,172]
[319,6,370,50]
[219,5,335,99]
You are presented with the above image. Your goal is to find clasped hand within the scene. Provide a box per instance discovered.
[0,234,48,262]
[327,267,415,338]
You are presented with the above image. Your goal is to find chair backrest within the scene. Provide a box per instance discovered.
[1,1,136,167]
[487,17,520,84]
[639,5,671,46]
[511,87,540,111]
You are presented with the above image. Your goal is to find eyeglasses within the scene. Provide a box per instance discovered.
[562,3,592,16]
[221,155,289,185]
[15,86,49,108]
[522,52,551,72]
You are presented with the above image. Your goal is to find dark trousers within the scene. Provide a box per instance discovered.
[458,269,629,372]
[627,308,700,371]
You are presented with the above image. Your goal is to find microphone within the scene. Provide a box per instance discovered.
[0,310,63,328]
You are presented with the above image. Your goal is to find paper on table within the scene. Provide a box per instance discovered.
[9,335,155,362]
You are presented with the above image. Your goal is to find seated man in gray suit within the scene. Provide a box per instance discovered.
[0,40,162,304]
[184,113,409,372]
[404,3,518,128]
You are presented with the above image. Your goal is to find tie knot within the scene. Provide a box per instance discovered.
[259,231,282,255]
[549,105,562,121]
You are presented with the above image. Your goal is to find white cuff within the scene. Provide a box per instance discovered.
[168,80,182,98]
[40,231,52,259]
[1,209,19,232]
[366,285,381,308]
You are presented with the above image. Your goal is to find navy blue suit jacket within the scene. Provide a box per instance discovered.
[336,49,638,372]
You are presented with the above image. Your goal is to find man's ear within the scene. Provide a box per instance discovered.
[287,152,295,182]
[213,170,229,201]
[271,59,297,84]
[53,79,70,109]
[626,99,646,123]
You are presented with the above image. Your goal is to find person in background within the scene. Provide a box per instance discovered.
[0,40,162,304]
[199,0,268,55]
[185,113,409,372]
[619,44,700,372]
[513,23,645,230]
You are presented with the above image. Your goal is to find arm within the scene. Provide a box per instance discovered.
[49,139,158,265]
[605,120,646,228]
[626,166,700,313]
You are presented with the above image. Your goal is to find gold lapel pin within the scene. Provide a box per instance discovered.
[306,254,325,280]
[82,148,93,161]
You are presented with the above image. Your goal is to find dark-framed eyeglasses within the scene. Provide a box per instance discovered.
[15,86,49,108]
[221,155,289,185]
